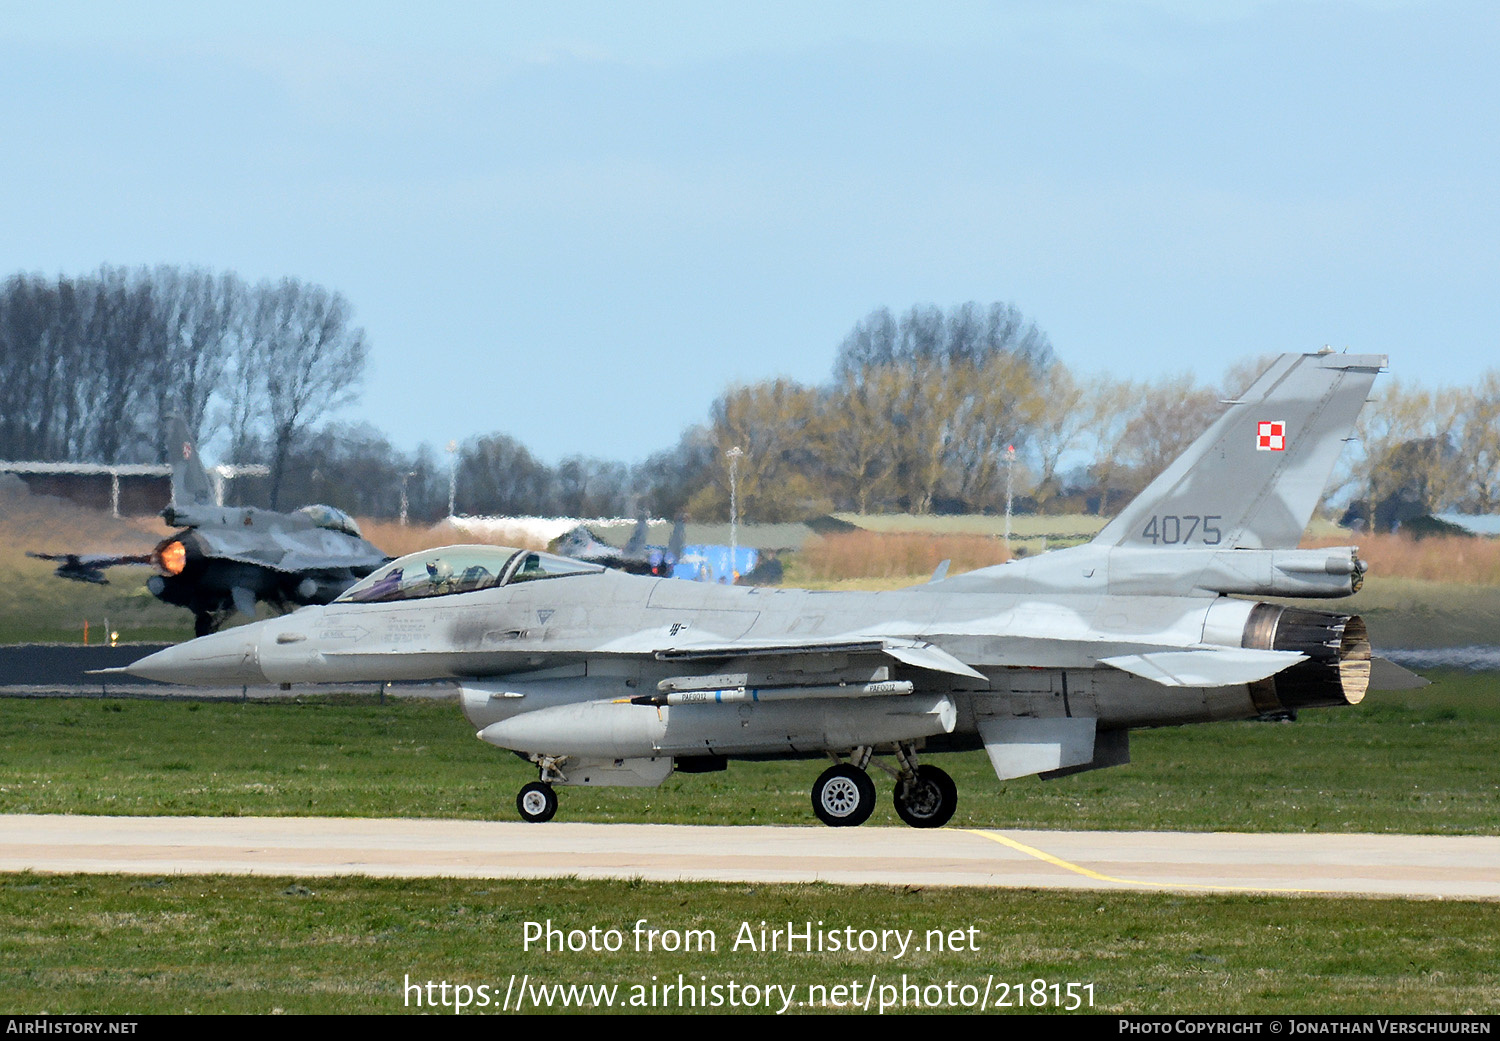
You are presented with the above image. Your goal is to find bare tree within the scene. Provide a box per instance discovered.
[73,266,156,462]
[835,301,1053,377]
[0,273,62,459]
[1112,374,1224,497]
[1350,380,1466,526]
[942,352,1047,510]
[249,279,368,508]
[823,367,903,513]
[1027,362,1090,508]
[458,433,555,516]
[555,456,632,517]
[689,379,830,522]
[147,267,243,456]
[1456,372,1500,513]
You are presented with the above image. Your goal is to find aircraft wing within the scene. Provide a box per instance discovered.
[27,551,152,585]
[653,637,988,680]
[650,635,1305,688]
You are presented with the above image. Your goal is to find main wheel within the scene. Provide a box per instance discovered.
[811,764,876,827]
[516,781,558,823]
[893,765,957,829]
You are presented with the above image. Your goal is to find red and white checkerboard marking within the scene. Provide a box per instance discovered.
[1256,420,1286,452]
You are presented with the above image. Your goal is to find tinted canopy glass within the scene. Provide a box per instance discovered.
[337,546,518,603]
[335,546,602,604]
[299,504,363,538]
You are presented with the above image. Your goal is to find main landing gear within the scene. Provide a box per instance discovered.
[812,744,957,829]
[812,763,878,827]
[892,765,959,829]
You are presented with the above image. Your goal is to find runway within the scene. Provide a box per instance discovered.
[3,815,1497,898]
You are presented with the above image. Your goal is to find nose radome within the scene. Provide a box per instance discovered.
[123,624,266,686]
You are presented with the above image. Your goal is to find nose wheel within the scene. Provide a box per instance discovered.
[811,764,877,827]
[516,781,558,823]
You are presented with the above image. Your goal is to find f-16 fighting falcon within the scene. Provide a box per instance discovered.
[116,351,1419,827]
[33,418,390,636]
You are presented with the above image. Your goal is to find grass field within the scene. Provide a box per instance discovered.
[1,672,1495,833]
[2,873,1497,1014]
[2,677,1498,1015]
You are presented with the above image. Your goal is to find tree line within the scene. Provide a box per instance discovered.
[649,319,1500,525]
[3,268,1496,527]
[0,266,365,509]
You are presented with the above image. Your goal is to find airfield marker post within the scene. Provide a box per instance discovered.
[727,446,743,583]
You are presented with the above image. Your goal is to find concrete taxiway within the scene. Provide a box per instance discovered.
[2,815,1496,898]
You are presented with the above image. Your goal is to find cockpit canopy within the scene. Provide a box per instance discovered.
[299,504,363,538]
[335,545,603,604]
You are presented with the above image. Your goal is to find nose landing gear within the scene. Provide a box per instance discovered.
[516,781,558,823]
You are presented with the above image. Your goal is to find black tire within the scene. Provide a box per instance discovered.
[811,764,876,827]
[893,765,957,829]
[516,781,558,823]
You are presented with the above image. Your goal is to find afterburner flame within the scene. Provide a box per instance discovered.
[155,540,186,576]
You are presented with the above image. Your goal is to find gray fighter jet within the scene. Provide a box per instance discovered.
[551,515,686,577]
[34,418,390,636]
[117,352,1419,827]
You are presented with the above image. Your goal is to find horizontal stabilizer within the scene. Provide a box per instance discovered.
[1369,657,1429,691]
[1098,647,1305,687]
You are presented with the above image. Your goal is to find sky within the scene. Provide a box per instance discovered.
[3,1,1497,465]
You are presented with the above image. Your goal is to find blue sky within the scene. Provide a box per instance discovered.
[3,2,1496,463]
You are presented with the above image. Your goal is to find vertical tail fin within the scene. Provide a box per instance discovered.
[1094,351,1384,551]
[166,416,214,509]
[624,514,649,557]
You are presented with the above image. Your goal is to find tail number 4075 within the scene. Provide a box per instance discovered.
[1141,514,1222,545]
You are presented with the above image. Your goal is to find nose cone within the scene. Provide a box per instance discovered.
[124,624,267,685]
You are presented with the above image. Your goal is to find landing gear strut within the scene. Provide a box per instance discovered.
[889,742,957,828]
[516,781,557,823]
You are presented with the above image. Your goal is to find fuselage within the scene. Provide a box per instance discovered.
[125,547,1367,751]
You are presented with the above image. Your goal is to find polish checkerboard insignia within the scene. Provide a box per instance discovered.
[1256,420,1286,452]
